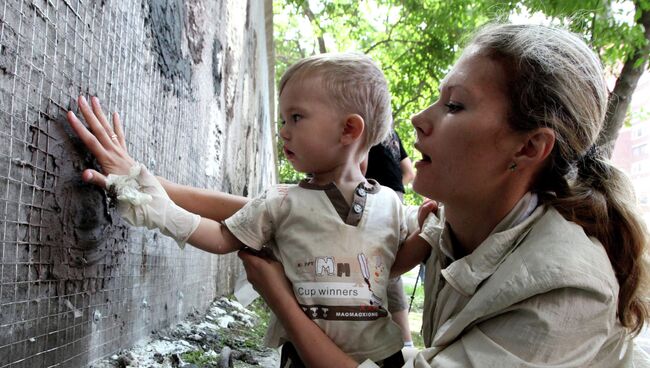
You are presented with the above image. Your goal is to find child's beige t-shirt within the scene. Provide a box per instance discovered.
[224,180,406,362]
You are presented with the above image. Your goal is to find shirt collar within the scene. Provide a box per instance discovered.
[440,193,543,297]
[297,179,381,226]
[298,178,380,194]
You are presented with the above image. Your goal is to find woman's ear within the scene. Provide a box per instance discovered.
[513,127,555,170]
[340,114,365,146]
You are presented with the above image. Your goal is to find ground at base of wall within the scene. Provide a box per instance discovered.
[90,297,279,368]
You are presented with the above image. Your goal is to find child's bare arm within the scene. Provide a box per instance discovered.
[158,177,249,221]
[391,199,438,277]
[187,218,245,254]
[390,231,431,277]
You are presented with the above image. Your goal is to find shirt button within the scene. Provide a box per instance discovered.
[356,187,367,197]
[353,204,363,214]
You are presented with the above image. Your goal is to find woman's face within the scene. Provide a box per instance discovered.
[411,47,523,206]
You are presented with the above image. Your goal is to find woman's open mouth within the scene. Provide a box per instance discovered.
[414,151,432,169]
[413,143,431,168]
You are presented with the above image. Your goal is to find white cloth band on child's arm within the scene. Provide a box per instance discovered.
[106,163,201,249]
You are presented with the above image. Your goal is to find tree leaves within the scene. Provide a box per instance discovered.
[273,0,649,186]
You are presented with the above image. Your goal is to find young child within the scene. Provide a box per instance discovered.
[225,53,407,366]
[74,53,410,366]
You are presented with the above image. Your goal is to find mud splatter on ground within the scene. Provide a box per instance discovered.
[90,297,279,368]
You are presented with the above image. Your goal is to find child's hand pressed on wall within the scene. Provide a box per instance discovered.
[67,95,136,188]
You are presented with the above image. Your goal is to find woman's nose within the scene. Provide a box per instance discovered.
[411,107,433,136]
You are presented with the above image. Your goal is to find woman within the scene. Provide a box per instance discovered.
[238,24,649,367]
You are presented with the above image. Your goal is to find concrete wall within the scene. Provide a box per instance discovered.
[0,0,276,366]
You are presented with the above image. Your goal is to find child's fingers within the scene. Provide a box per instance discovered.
[81,169,108,189]
[417,199,438,227]
[112,112,127,149]
[67,111,108,161]
[423,199,438,211]
[77,96,112,147]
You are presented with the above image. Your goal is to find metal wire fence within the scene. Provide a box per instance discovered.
[0,0,274,366]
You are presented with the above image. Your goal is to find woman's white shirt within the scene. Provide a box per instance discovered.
[361,193,648,367]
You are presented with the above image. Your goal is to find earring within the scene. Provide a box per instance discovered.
[508,162,517,172]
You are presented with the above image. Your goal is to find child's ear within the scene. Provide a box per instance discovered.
[512,127,555,171]
[341,114,365,146]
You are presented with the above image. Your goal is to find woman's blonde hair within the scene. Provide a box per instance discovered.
[279,52,392,150]
[470,23,649,334]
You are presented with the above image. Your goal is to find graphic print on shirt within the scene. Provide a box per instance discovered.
[315,256,335,276]
[296,260,314,275]
[372,255,385,284]
[357,253,383,305]
[293,252,389,321]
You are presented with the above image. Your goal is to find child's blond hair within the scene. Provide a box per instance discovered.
[279,52,392,151]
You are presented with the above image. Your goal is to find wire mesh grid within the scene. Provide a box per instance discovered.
[0,0,258,366]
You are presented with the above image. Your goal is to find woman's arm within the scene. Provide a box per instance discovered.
[158,177,249,221]
[238,251,359,368]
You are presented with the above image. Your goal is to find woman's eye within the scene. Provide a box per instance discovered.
[444,102,463,113]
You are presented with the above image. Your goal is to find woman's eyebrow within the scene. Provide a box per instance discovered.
[438,84,470,95]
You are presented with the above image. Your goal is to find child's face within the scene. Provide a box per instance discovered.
[278,75,347,175]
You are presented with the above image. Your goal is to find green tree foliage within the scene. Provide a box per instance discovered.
[273,0,650,203]
[509,0,650,152]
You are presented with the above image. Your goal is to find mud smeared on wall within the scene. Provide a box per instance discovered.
[212,38,224,99]
[147,0,192,93]
[185,0,207,65]
[0,0,275,366]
